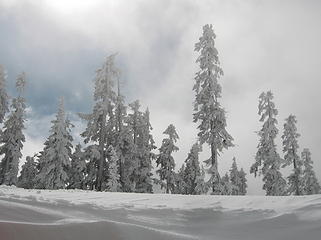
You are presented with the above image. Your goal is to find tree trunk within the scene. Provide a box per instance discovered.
[96,110,107,191]
[211,142,218,193]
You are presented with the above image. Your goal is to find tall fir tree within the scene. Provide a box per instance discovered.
[0,73,26,185]
[36,98,73,189]
[0,65,9,123]
[282,115,302,195]
[79,54,119,191]
[229,157,242,195]
[113,78,129,190]
[135,108,156,193]
[193,24,234,194]
[106,145,121,192]
[156,124,179,193]
[184,142,202,195]
[238,168,247,195]
[301,148,321,195]
[68,144,86,189]
[250,91,286,196]
[18,155,37,189]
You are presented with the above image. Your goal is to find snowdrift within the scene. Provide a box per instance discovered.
[0,186,321,240]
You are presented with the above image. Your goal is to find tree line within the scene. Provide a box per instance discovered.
[0,24,319,196]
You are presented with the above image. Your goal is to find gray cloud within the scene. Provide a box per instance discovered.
[1,0,321,194]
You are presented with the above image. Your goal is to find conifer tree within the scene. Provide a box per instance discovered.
[184,143,202,195]
[173,164,187,194]
[106,145,121,192]
[220,173,233,195]
[79,54,119,191]
[195,165,208,195]
[135,108,156,193]
[18,155,37,189]
[83,145,100,190]
[68,144,86,189]
[282,115,302,195]
[238,168,247,195]
[0,65,9,123]
[301,148,321,195]
[229,157,241,195]
[156,124,179,193]
[0,73,26,185]
[193,24,234,194]
[250,91,286,196]
[113,78,129,190]
[124,100,143,191]
[36,98,73,189]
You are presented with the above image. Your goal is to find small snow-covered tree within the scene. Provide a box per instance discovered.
[229,157,241,195]
[36,98,73,189]
[0,65,9,123]
[156,124,179,194]
[0,73,26,185]
[106,145,121,192]
[184,142,202,195]
[220,173,233,195]
[195,165,208,195]
[173,164,187,194]
[193,24,234,194]
[301,148,321,195]
[238,168,247,195]
[79,54,119,191]
[18,155,37,189]
[282,115,302,195]
[250,91,286,196]
[68,144,86,189]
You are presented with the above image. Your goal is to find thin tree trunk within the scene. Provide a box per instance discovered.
[96,110,107,191]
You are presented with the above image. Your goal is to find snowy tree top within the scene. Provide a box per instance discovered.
[163,124,179,142]
[16,72,26,95]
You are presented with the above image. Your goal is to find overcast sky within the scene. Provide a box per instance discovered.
[1,0,321,194]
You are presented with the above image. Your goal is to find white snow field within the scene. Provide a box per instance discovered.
[0,186,321,240]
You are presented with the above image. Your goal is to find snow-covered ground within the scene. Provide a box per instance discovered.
[0,186,321,240]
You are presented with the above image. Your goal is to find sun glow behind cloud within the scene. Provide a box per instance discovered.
[44,0,101,15]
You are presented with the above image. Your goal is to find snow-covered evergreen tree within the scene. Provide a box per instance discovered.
[83,145,100,190]
[36,98,73,189]
[238,168,247,195]
[106,145,121,192]
[250,91,286,196]
[135,108,156,193]
[172,164,187,194]
[79,54,119,191]
[68,144,86,189]
[220,172,233,195]
[193,24,234,194]
[113,78,128,190]
[156,124,179,194]
[184,142,202,195]
[0,73,26,185]
[301,148,321,195]
[195,165,208,195]
[18,155,37,189]
[229,157,241,195]
[0,65,9,123]
[124,100,143,191]
[282,115,302,195]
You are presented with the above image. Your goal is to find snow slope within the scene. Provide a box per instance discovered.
[0,186,321,240]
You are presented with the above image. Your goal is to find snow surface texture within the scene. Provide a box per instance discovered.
[0,186,321,240]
